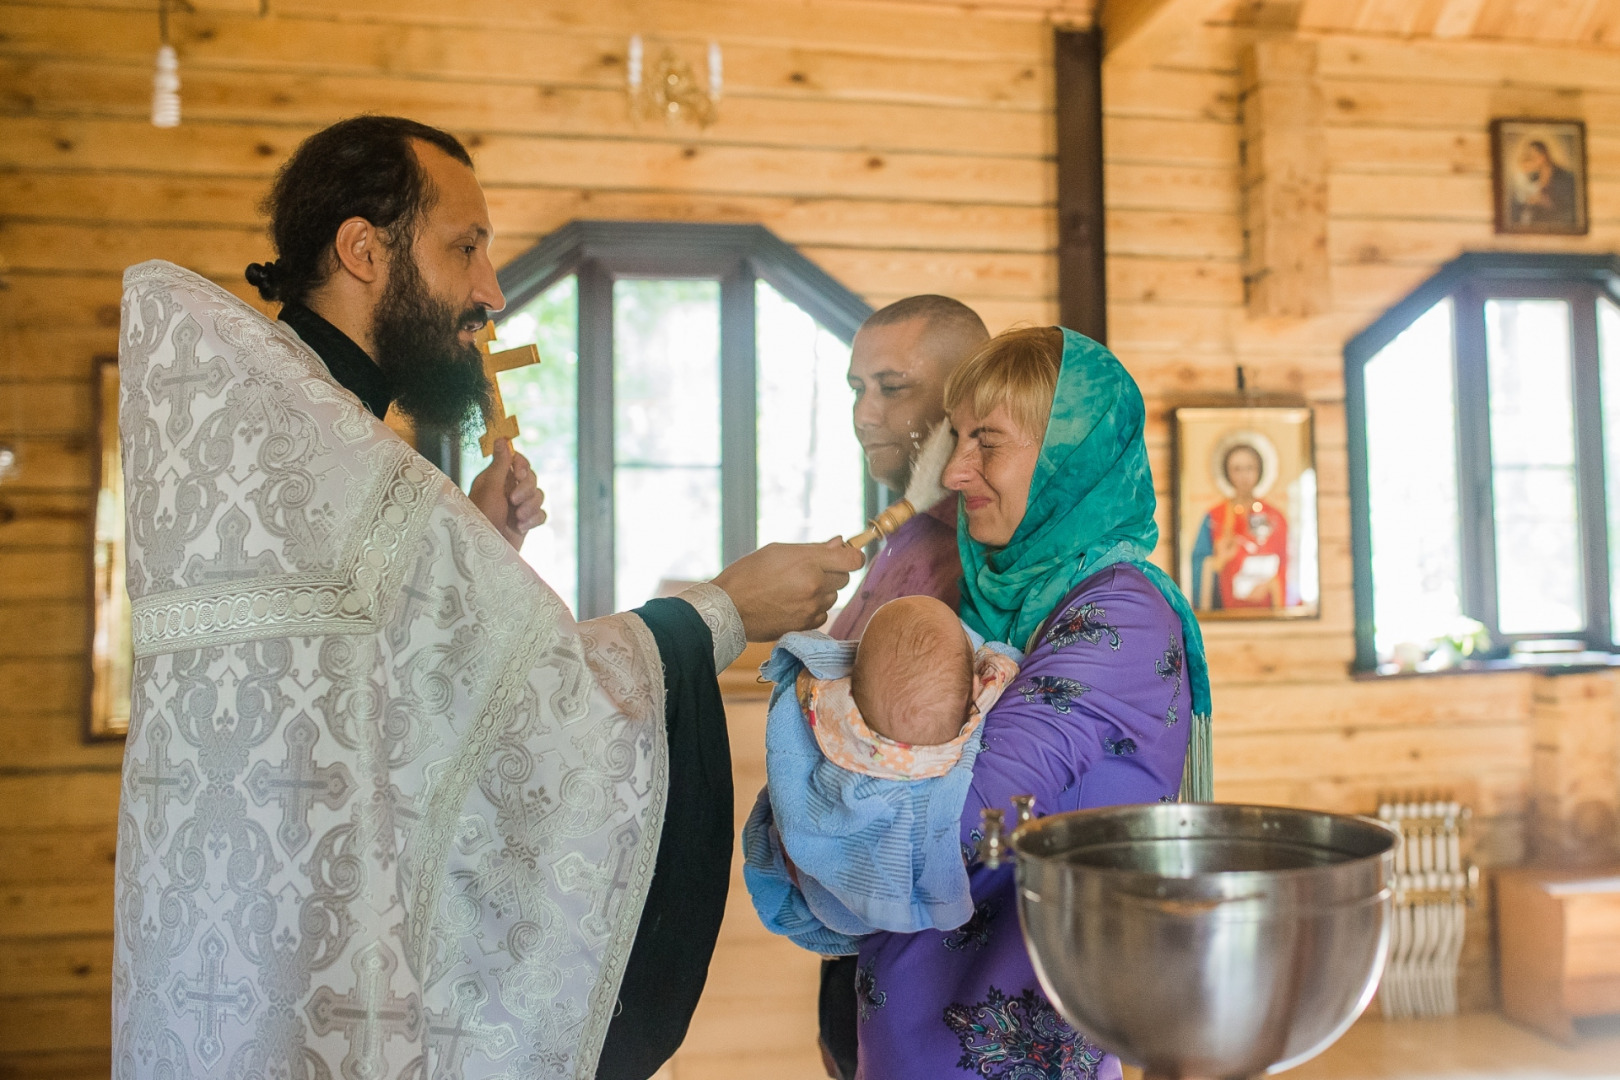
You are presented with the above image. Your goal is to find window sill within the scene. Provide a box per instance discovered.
[1355,652,1620,681]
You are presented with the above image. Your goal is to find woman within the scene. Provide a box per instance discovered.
[852,326,1211,1079]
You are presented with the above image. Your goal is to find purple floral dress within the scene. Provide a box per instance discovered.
[854,564,1192,1080]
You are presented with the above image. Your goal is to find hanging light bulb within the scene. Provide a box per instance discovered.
[708,40,723,104]
[152,44,180,128]
[151,0,180,128]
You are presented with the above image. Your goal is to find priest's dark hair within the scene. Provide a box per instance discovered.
[244,116,473,306]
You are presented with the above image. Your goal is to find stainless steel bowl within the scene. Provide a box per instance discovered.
[1011,803,1397,1079]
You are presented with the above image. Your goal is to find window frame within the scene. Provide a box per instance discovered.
[426,221,879,619]
[1346,252,1620,671]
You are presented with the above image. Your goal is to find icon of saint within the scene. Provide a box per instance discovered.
[1191,442,1288,611]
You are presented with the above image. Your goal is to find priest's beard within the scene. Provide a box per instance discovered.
[371,250,492,433]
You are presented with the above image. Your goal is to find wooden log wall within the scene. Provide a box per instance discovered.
[3,0,1620,1073]
[0,1,1060,1075]
[1117,17,1620,1011]
[1239,37,1332,318]
[1529,674,1620,869]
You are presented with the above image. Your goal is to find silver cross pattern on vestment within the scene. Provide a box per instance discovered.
[127,718,199,845]
[426,977,518,1079]
[245,712,354,855]
[307,941,424,1080]
[147,313,229,440]
[168,927,258,1068]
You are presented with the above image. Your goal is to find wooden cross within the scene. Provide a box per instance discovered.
[475,321,541,457]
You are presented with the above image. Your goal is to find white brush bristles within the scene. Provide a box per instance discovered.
[902,420,954,512]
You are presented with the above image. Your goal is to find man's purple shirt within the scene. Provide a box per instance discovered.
[830,497,961,640]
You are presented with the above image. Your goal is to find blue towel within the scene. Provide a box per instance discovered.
[741,791,864,956]
[741,629,1021,948]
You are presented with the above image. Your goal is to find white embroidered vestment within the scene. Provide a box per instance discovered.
[111,261,742,1080]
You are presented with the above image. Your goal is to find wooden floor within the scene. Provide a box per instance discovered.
[662,696,1620,1080]
[1290,1014,1620,1080]
[659,693,829,1080]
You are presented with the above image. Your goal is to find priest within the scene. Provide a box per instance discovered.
[111,115,863,1080]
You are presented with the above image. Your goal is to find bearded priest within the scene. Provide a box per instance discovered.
[111,116,864,1080]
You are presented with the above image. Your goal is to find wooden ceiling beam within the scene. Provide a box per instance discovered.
[1099,0,1230,65]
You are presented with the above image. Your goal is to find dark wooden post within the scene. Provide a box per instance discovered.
[1054,28,1106,343]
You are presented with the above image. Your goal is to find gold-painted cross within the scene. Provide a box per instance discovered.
[474,322,541,457]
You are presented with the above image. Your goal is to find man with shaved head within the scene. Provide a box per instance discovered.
[830,295,989,640]
[821,294,988,1078]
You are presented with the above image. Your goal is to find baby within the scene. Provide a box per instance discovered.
[740,595,1024,953]
[795,595,1018,781]
[851,595,980,750]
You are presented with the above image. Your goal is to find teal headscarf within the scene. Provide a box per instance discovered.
[956,328,1213,801]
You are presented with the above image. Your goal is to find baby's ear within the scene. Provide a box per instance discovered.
[971,671,985,703]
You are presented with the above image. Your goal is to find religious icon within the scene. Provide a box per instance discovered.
[88,356,132,739]
[1173,406,1318,621]
[1492,118,1588,236]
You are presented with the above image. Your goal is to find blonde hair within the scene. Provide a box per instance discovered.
[942,326,1063,441]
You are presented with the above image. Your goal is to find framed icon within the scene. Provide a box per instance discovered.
[87,355,131,739]
[1492,118,1589,236]
[1173,405,1319,621]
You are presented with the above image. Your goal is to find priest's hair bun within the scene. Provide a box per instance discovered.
[245,261,282,302]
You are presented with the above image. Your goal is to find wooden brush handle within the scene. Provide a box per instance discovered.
[846,500,917,550]
[847,524,882,549]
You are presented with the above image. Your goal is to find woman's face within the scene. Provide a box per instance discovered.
[943,401,1043,548]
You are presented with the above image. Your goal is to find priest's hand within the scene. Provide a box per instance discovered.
[469,438,547,551]
[713,537,864,641]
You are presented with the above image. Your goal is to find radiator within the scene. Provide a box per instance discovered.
[1375,795,1480,1019]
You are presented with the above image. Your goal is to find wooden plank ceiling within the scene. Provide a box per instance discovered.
[769,0,1620,51]
[844,0,1098,21]
[1214,0,1620,46]
[906,0,1620,51]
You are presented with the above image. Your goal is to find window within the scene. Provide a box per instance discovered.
[433,222,876,619]
[1347,254,1620,671]
[470,277,581,611]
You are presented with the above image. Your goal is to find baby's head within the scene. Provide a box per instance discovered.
[851,596,976,747]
